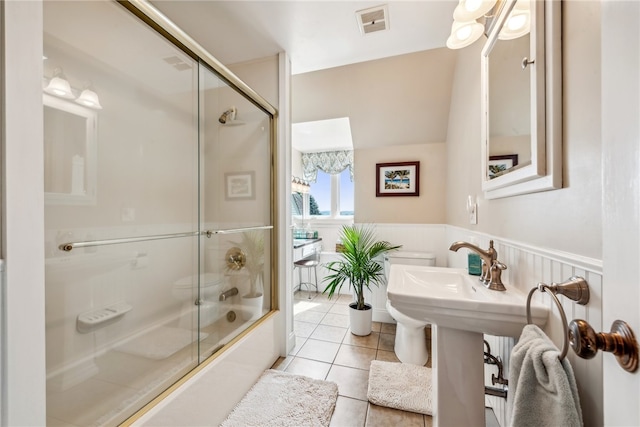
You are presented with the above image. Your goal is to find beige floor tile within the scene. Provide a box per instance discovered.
[295,300,331,315]
[312,293,336,303]
[297,338,340,363]
[294,290,315,300]
[289,337,306,356]
[321,313,351,328]
[311,325,348,343]
[330,396,368,427]
[371,322,382,333]
[294,309,326,324]
[326,365,370,401]
[294,320,317,338]
[378,333,395,351]
[270,356,294,371]
[337,294,355,303]
[334,344,377,370]
[380,322,397,334]
[343,331,380,349]
[375,349,400,363]
[329,303,351,315]
[425,414,433,427]
[365,404,425,427]
[284,357,332,381]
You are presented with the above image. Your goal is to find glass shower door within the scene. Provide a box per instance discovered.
[198,62,273,361]
[44,2,200,425]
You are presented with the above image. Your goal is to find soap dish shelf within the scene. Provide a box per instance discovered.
[77,302,132,333]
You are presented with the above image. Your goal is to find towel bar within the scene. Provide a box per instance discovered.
[526,276,590,360]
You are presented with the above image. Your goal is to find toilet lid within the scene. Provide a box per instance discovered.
[385,251,436,261]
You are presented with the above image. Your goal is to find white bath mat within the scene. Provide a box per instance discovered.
[115,326,208,360]
[221,369,338,427]
[367,360,433,415]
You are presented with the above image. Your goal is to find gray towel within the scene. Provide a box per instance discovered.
[508,324,583,427]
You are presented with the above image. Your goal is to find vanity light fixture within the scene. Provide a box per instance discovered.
[498,0,531,40]
[446,0,497,49]
[446,20,485,49]
[453,0,498,21]
[76,85,103,110]
[44,67,75,99]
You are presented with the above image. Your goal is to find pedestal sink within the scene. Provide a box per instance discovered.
[387,265,549,427]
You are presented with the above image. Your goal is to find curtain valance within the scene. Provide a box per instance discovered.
[302,150,354,183]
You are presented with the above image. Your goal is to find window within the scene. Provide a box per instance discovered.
[309,169,353,218]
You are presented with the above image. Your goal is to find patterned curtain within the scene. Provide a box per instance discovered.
[302,150,354,183]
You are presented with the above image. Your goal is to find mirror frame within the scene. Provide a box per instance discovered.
[481,0,562,199]
[44,93,98,206]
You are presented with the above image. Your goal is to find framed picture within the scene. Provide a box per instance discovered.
[488,155,519,179]
[225,171,255,200]
[376,161,420,197]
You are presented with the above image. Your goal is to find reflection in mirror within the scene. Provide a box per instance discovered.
[488,33,531,178]
[481,0,562,199]
[44,93,97,205]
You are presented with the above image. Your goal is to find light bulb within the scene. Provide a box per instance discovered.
[76,88,103,110]
[44,68,75,99]
[464,0,483,13]
[507,14,527,31]
[446,20,484,49]
[456,24,473,41]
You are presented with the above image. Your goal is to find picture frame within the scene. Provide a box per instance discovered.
[488,155,519,179]
[376,161,420,197]
[225,171,255,200]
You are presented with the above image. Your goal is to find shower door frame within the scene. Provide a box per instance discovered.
[116,0,279,312]
[114,1,281,423]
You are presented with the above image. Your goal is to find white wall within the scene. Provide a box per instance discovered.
[445,2,605,426]
[446,1,603,261]
[601,1,640,425]
[355,143,447,224]
[2,1,47,425]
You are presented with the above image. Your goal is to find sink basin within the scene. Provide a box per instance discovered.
[387,264,550,426]
[387,265,548,337]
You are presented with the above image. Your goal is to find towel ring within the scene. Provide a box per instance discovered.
[526,276,590,361]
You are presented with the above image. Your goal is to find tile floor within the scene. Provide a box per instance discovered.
[271,291,433,427]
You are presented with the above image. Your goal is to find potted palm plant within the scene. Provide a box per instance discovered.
[323,224,401,336]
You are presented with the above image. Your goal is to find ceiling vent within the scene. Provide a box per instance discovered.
[162,55,192,71]
[356,5,389,35]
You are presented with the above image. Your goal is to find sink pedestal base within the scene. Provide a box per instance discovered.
[432,325,485,427]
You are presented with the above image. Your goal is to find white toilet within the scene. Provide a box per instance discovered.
[173,272,225,327]
[384,251,436,366]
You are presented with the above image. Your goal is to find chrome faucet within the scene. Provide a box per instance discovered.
[449,240,506,291]
[219,287,239,301]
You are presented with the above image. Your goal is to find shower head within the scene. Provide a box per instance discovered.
[219,106,237,124]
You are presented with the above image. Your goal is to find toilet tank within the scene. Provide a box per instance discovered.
[383,251,436,278]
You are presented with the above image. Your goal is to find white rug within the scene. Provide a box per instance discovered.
[221,369,338,427]
[367,360,433,415]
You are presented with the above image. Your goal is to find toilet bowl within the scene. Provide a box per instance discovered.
[386,300,430,366]
[173,272,225,327]
[384,251,435,366]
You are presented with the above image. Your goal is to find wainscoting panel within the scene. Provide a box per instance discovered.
[446,227,603,427]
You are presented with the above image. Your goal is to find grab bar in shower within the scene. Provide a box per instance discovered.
[59,225,274,252]
[204,225,273,237]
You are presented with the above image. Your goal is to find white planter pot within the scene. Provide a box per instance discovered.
[349,302,373,336]
[241,293,263,321]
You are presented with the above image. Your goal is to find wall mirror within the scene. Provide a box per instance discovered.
[480,0,562,199]
[44,93,98,205]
